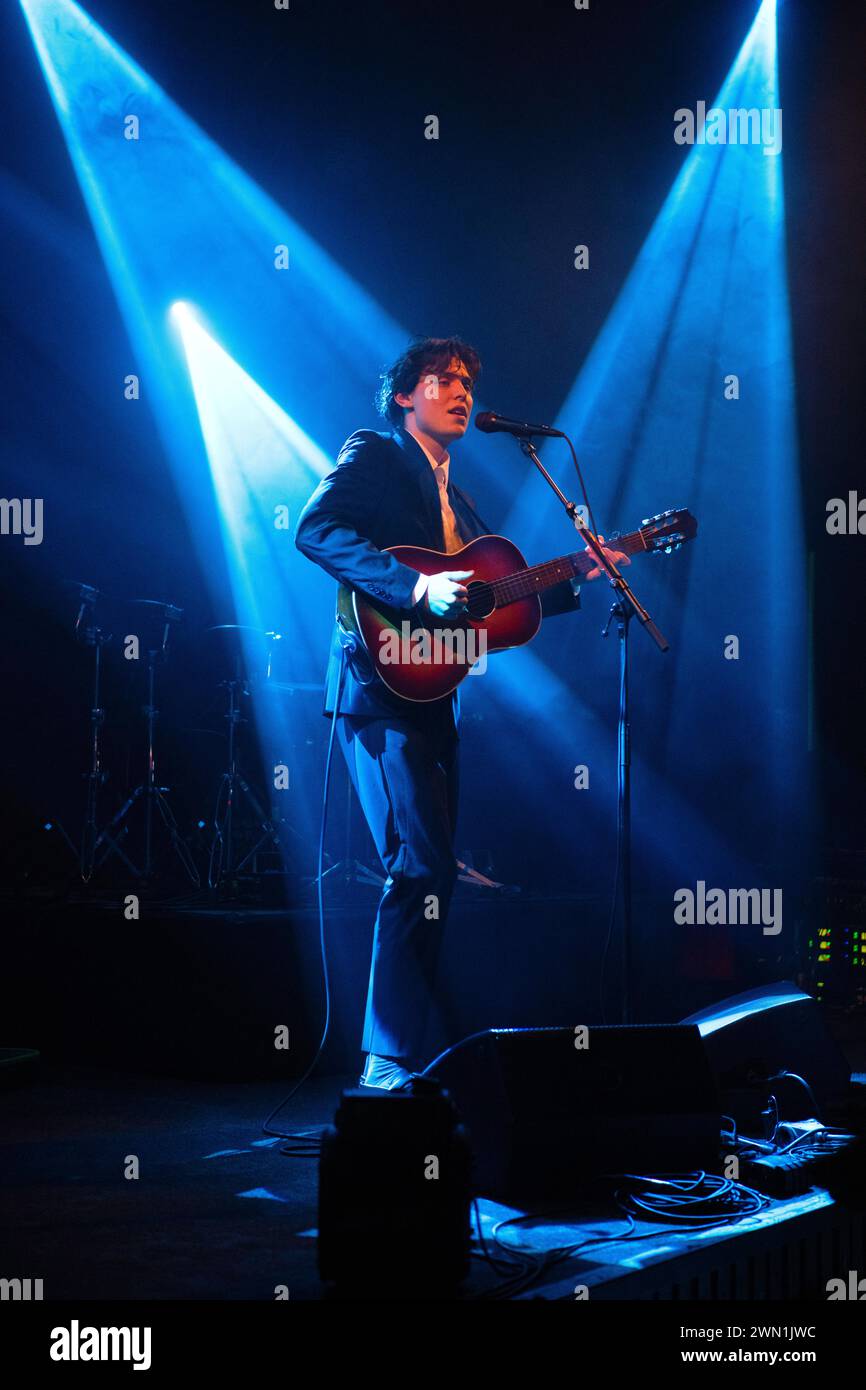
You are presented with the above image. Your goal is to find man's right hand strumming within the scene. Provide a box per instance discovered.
[423,570,474,618]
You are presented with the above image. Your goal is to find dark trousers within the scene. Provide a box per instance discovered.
[336,705,460,1067]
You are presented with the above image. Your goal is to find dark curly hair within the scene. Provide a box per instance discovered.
[375,336,482,427]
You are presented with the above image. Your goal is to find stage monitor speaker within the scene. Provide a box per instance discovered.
[426,1024,720,1201]
[682,980,852,1130]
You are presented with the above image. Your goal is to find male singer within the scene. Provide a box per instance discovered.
[295,337,627,1088]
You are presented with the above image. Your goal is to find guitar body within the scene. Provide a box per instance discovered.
[338,535,542,702]
[335,508,696,702]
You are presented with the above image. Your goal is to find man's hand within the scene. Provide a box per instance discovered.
[584,535,631,581]
[424,569,474,618]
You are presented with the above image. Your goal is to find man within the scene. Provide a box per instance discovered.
[295,336,627,1089]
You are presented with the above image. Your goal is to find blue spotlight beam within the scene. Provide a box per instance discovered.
[171,303,341,853]
[19,0,518,502]
[495,0,807,879]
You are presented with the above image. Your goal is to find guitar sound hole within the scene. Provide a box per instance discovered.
[466,582,495,620]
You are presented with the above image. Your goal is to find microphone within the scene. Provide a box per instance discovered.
[474,411,564,439]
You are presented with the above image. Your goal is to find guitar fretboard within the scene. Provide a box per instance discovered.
[489,528,648,608]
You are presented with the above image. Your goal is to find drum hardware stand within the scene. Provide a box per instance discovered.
[518,436,669,1025]
[314,797,504,895]
[76,590,137,881]
[207,677,281,890]
[456,860,511,891]
[50,583,136,881]
[98,605,200,885]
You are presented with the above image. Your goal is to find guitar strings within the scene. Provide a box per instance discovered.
[487,531,647,607]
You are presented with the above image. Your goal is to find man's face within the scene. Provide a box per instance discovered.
[395,358,474,445]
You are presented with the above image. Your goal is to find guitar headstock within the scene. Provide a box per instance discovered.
[639,507,697,554]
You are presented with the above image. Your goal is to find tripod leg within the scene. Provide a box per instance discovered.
[95,828,141,878]
[234,826,280,875]
[237,777,281,840]
[208,773,231,889]
[231,777,280,875]
[154,791,201,887]
[92,788,144,877]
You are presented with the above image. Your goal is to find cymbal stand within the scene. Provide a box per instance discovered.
[98,616,200,885]
[207,677,280,889]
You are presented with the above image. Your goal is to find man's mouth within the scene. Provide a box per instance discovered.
[448,408,467,420]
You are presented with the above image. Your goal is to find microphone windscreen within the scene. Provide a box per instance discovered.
[474,412,497,433]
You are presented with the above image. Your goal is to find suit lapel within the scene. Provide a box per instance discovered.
[449,483,489,540]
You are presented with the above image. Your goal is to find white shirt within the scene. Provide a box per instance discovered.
[405,428,462,605]
[409,428,451,483]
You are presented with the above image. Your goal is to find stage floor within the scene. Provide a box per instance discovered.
[2,1063,863,1301]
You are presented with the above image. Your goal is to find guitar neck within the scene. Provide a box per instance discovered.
[490,528,648,608]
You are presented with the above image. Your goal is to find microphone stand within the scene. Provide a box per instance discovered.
[517,437,669,1025]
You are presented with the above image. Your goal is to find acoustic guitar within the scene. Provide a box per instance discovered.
[336,507,697,701]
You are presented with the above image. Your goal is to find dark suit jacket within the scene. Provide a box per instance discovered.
[294,426,581,719]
